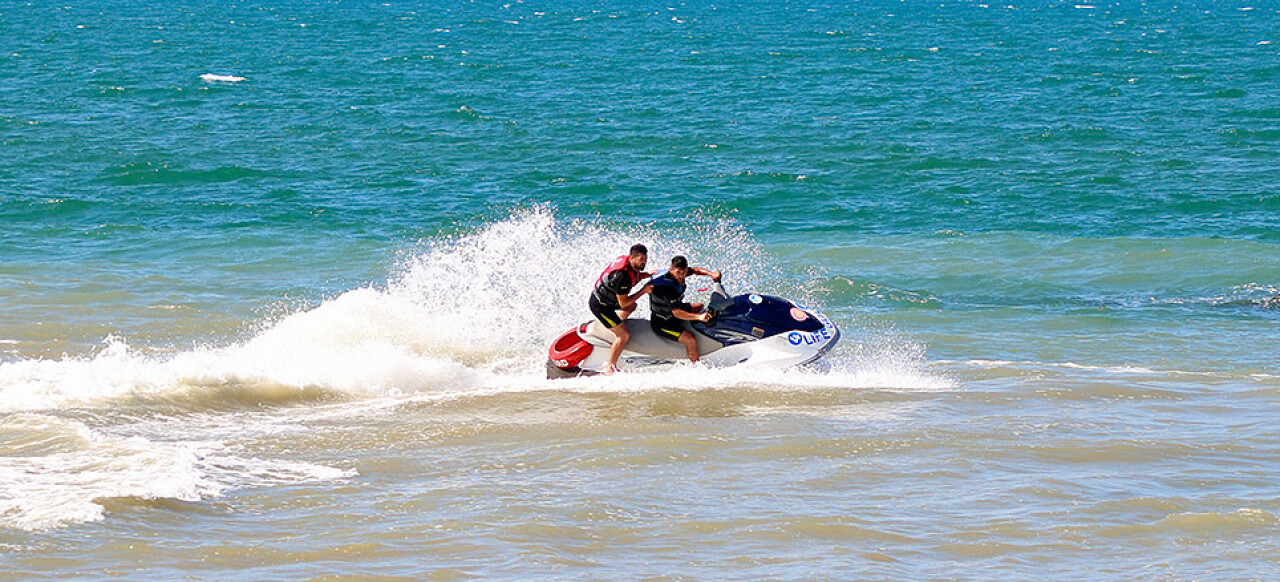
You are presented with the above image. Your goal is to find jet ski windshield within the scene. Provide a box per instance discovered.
[695,293,824,346]
[706,283,736,313]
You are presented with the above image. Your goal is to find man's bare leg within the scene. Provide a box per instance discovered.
[679,330,699,363]
[605,323,631,375]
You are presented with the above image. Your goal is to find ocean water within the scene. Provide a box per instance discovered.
[3,0,1280,579]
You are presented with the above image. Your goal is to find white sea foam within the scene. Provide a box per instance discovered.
[0,414,353,531]
[527,361,952,395]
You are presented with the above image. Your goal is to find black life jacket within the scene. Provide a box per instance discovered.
[648,271,686,321]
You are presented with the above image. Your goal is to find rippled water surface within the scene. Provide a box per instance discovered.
[3,1,1280,579]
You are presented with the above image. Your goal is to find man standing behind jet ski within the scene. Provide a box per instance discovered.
[589,244,654,375]
[650,255,722,364]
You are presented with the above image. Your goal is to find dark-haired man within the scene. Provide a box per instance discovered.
[589,244,653,374]
[649,255,721,364]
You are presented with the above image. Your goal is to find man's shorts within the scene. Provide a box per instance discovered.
[589,295,622,329]
[650,316,685,341]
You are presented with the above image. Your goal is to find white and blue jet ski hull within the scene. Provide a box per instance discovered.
[547,287,839,378]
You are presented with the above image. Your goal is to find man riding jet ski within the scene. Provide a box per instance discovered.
[646,255,722,365]
[548,271,840,378]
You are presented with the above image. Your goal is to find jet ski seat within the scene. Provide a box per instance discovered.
[583,319,724,359]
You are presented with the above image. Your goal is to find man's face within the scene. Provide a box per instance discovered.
[670,266,690,280]
[630,253,647,271]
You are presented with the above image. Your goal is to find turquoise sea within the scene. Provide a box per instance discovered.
[3,1,1280,579]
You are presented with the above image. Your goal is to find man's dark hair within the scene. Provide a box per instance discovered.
[670,255,689,269]
[629,243,648,256]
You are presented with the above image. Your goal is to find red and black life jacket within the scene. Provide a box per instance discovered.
[591,255,640,307]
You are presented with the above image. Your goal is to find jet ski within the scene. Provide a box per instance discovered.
[547,281,839,378]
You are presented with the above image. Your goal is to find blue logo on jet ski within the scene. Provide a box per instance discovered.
[788,327,833,346]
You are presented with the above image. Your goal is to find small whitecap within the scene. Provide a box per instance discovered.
[200,73,247,83]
